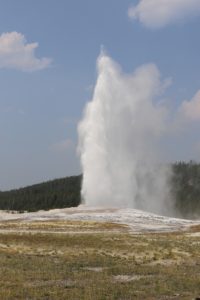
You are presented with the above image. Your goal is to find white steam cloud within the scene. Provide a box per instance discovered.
[128,0,200,29]
[179,90,200,122]
[0,32,51,72]
[78,53,173,216]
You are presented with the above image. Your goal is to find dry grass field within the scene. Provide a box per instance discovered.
[0,219,200,300]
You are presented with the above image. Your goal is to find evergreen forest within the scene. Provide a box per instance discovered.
[0,162,200,219]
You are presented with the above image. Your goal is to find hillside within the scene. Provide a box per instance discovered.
[0,161,200,218]
[171,161,200,218]
[0,175,82,212]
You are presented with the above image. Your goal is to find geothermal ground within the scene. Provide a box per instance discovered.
[0,207,200,299]
[1,205,200,233]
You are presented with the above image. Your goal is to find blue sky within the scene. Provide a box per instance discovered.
[0,0,200,190]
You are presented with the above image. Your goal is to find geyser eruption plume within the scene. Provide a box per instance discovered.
[78,52,173,216]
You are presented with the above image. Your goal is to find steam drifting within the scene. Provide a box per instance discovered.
[78,53,173,216]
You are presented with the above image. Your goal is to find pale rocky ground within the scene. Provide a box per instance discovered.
[0,205,200,233]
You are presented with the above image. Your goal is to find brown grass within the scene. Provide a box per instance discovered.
[0,220,199,299]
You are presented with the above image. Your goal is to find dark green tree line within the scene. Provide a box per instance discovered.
[0,175,82,212]
[0,162,200,218]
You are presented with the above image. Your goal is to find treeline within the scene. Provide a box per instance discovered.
[171,161,200,219]
[0,162,200,218]
[0,175,82,212]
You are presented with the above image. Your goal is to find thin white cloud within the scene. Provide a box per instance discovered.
[62,117,78,125]
[179,90,200,122]
[0,32,52,71]
[194,141,200,159]
[0,105,26,115]
[85,84,94,93]
[51,139,75,153]
[128,0,200,29]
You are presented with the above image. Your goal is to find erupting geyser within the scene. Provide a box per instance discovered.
[78,52,173,216]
